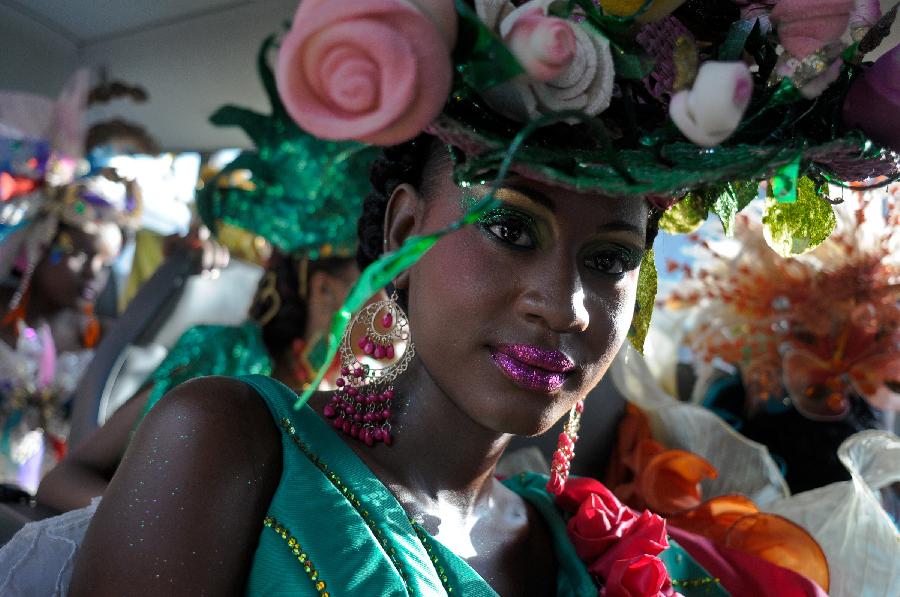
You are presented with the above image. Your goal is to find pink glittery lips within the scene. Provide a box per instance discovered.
[490,344,575,394]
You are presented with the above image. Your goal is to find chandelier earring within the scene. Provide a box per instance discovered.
[323,290,414,446]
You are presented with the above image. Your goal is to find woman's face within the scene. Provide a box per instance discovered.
[394,158,649,436]
[31,223,123,311]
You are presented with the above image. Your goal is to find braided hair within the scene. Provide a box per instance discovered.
[357,133,664,271]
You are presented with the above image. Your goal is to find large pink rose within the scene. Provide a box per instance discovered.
[277,0,456,146]
[602,555,672,597]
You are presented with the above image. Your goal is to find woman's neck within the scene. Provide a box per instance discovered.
[357,358,514,518]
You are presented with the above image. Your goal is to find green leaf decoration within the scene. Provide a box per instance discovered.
[771,155,802,203]
[454,0,523,91]
[713,180,759,236]
[659,193,708,234]
[628,248,657,355]
[762,176,836,257]
[196,38,379,256]
[609,42,656,80]
[719,18,760,61]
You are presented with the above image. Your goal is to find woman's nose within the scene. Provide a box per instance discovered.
[515,257,589,334]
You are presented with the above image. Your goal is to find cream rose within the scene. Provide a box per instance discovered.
[276,0,456,146]
[669,61,753,147]
[476,0,615,122]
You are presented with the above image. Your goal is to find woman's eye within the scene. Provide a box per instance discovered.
[484,218,535,248]
[584,249,640,276]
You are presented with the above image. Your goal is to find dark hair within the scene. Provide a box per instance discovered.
[248,249,353,356]
[357,133,664,271]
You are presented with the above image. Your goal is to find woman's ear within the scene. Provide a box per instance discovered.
[383,182,423,290]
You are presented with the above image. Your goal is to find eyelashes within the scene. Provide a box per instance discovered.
[478,208,537,249]
[582,247,642,277]
[477,206,643,277]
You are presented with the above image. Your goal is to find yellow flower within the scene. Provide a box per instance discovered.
[597,0,686,22]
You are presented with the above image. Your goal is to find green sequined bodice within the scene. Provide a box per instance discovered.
[239,375,728,596]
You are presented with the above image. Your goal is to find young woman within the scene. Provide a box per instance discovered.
[69,1,897,594]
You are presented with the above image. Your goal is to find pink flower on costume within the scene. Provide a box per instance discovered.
[276,0,456,146]
[557,477,673,596]
[505,8,577,82]
[771,0,853,59]
[476,0,615,122]
[769,0,852,98]
[602,554,674,597]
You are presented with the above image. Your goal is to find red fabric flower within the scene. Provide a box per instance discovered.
[559,476,672,594]
[602,554,671,597]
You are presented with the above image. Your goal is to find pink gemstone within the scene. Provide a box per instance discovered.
[330,395,341,404]
[347,387,358,397]
[364,413,374,423]
[323,405,335,418]
[335,377,345,388]
[382,409,391,420]
[383,389,395,401]
[373,345,385,359]
[364,431,375,447]
[373,428,384,441]
[341,366,351,376]
[353,413,363,423]
[342,421,352,434]
[381,312,393,328]
[386,345,395,359]
[575,401,584,414]
[354,368,365,378]
[350,424,359,438]
[383,430,393,446]
[332,417,344,429]
[358,335,369,350]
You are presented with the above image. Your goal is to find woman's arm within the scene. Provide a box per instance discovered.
[69,376,282,596]
[36,386,151,512]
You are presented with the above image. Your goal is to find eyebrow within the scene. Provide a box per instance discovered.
[595,220,644,237]
[499,184,556,213]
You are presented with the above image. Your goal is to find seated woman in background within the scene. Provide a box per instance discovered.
[34,248,358,512]
[1,71,140,492]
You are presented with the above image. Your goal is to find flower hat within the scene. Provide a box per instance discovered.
[273,0,900,401]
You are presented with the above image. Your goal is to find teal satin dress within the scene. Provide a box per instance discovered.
[239,375,728,596]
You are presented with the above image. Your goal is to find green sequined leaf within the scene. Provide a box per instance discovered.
[659,193,708,234]
[196,38,379,255]
[771,155,802,203]
[628,248,657,355]
[454,0,523,91]
[713,180,759,236]
[610,43,655,80]
[762,176,836,257]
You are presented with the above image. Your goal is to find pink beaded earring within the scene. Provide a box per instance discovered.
[547,400,584,495]
[323,291,414,446]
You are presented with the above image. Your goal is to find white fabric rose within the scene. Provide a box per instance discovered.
[669,61,753,147]
[475,0,615,122]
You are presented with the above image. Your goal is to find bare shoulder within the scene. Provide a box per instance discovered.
[70,376,282,596]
